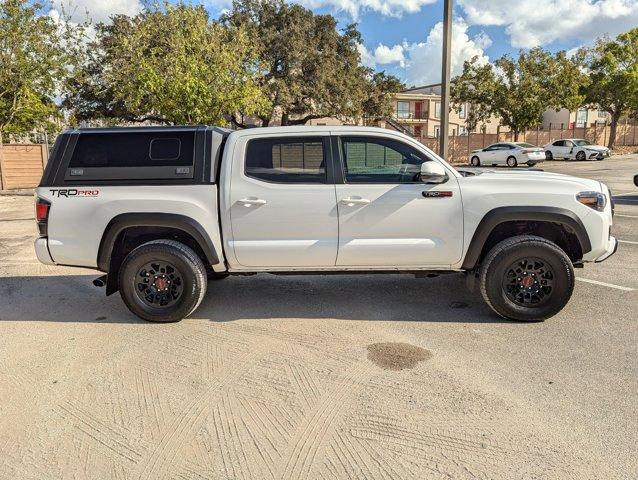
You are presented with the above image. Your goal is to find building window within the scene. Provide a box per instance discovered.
[576,108,588,128]
[459,126,467,136]
[396,101,410,119]
[598,108,607,118]
[434,102,441,119]
[459,103,467,119]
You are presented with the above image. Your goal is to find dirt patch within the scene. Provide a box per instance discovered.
[367,342,431,371]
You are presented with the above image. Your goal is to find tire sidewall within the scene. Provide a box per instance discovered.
[120,245,202,322]
[471,156,480,166]
[483,242,573,321]
[576,151,586,161]
[506,156,517,167]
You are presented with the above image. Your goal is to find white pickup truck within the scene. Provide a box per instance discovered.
[35,126,616,322]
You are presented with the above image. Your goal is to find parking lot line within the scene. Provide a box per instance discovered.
[618,239,638,245]
[576,277,635,292]
[614,214,638,218]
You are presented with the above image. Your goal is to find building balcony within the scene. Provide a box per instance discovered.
[393,110,429,122]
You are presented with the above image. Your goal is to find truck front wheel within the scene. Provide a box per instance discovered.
[118,239,207,322]
[479,235,574,322]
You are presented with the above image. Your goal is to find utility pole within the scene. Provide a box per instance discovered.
[439,0,453,160]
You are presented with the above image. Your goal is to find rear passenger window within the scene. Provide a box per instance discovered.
[69,132,194,169]
[245,137,326,183]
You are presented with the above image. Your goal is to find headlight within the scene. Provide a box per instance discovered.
[576,191,607,211]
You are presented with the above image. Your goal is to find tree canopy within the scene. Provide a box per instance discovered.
[65,3,269,126]
[222,0,402,126]
[580,28,638,148]
[0,0,77,135]
[451,48,587,139]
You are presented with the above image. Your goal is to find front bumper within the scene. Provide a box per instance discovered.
[595,236,617,263]
[588,150,610,160]
[34,237,55,265]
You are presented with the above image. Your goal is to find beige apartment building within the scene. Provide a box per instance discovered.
[541,107,610,129]
[387,84,504,139]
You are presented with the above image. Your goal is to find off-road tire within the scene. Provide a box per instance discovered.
[119,240,207,322]
[470,156,481,166]
[479,235,575,322]
[506,156,518,167]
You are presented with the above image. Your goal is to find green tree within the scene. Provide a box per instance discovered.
[581,28,638,149]
[65,2,268,126]
[452,48,587,140]
[362,72,405,124]
[0,0,73,135]
[222,0,402,126]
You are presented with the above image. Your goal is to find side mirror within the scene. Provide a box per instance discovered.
[420,162,448,184]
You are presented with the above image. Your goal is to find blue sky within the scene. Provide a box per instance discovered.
[52,0,638,87]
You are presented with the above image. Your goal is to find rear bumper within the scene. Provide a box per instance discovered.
[34,237,55,265]
[523,154,545,163]
[595,236,617,263]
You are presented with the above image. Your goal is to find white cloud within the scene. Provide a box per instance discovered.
[357,43,378,69]
[51,0,142,24]
[458,0,638,48]
[297,0,437,19]
[360,19,491,86]
[374,44,405,66]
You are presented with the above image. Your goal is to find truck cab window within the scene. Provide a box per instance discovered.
[245,137,326,183]
[340,136,430,183]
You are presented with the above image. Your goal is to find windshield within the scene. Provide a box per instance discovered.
[515,143,537,148]
[573,139,592,146]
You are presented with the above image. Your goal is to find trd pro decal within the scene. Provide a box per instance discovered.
[49,189,99,198]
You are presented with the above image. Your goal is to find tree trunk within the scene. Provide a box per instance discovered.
[513,130,519,141]
[281,112,289,126]
[259,115,270,127]
[607,113,620,150]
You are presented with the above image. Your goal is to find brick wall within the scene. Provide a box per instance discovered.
[420,123,638,164]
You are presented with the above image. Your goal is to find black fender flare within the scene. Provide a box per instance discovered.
[461,206,592,270]
[97,213,219,273]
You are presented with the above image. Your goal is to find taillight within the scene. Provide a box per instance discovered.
[35,197,50,235]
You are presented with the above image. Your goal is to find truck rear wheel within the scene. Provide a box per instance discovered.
[118,240,207,322]
[479,235,574,322]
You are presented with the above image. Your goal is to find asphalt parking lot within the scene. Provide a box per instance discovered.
[0,154,636,479]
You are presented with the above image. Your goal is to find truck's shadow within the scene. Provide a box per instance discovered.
[0,273,509,324]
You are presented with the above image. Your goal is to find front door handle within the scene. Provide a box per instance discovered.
[238,197,267,206]
[340,197,371,206]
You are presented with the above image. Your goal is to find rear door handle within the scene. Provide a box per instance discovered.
[238,197,267,206]
[341,197,371,205]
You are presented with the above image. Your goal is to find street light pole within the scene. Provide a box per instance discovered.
[439,0,453,160]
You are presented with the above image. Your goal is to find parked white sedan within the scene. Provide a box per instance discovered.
[544,139,610,161]
[468,142,545,167]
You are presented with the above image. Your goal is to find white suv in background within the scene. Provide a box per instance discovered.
[469,142,546,167]
[544,139,610,161]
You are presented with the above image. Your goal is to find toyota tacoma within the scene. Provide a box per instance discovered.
[35,126,617,322]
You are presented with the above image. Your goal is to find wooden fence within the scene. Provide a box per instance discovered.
[0,143,48,190]
[420,122,638,164]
